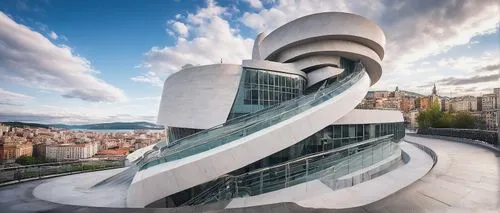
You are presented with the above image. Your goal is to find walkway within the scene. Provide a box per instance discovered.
[329,135,500,212]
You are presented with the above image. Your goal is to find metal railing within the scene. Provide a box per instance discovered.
[181,135,398,206]
[417,128,498,147]
[0,160,124,185]
[140,63,368,171]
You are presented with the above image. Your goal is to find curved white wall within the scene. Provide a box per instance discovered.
[292,55,341,71]
[157,64,242,129]
[128,73,372,207]
[276,40,382,84]
[259,12,385,61]
[306,66,344,87]
[252,33,266,60]
[334,109,404,124]
[242,59,306,78]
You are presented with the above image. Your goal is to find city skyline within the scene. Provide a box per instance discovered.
[0,0,499,124]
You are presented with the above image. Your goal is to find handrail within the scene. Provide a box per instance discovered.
[139,63,367,170]
[239,134,394,176]
[0,160,124,185]
[180,135,398,206]
[0,159,122,171]
[153,63,362,152]
[158,70,354,151]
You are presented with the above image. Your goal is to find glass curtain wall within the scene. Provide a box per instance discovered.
[227,68,306,119]
[167,127,203,143]
[163,122,405,206]
[340,57,356,76]
[232,122,405,174]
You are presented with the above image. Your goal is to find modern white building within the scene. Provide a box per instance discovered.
[104,12,405,208]
[14,12,497,213]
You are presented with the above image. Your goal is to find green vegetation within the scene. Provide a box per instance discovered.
[15,155,46,165]
[2,122,50,129]
[417,99,485,129]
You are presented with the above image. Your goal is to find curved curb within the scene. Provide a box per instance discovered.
[403,138,438,169]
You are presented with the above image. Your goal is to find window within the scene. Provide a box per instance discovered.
[228,68,306,119]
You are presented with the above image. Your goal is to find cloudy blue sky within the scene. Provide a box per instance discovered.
[0,0,499,124]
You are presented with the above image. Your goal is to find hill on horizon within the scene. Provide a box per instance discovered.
[1,121,164,130]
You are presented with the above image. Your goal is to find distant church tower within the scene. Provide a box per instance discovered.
[432,83,437,95]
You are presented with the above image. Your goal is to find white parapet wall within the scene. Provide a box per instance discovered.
[225,142,433,209]
[125,143,156,165]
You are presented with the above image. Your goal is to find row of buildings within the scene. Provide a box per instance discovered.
[359,85,500,130]
[0,124,167,164]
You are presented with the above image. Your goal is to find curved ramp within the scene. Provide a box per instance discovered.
[126,68,371,207]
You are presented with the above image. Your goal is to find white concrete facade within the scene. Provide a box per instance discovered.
[136,12,395,207]
[128,72,372,207]
[225,142,432,209]
[156,64,241,129]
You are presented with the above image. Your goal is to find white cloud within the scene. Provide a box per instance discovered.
[0,88,34,105]
[239,0,499,72]
[139,0,253,77]
[0,106,157,124]
[239,0,499,96]
[49,31,58,40]
[169,21,189,37]
[130,71,163,87]
[243,0,263,9]
[240,0,366,33]
[135,96,161,101]
[437,52,500,73]
[379,0,500,76]
[0,12,126,102]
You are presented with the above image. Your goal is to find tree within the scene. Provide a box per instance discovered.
[451,111,477,129]
[417,99,482,130]
[15,155,44,165]
[436,112,453,128]
[417,99,443,128]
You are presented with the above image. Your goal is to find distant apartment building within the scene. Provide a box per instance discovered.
[0,137,33,162]
[450,96,477,112]
[417,95,441,111]
[481,94,497,111]
[0,124,9,136]
[371,91,390,99]
[495,88,500,133]
[45,142,98,161]
[495,88,500,108]
[441,97,450,112]
[481,90,499,131]
[375,98,400,109]
[476,97,483,111]
[481,110,497,130]
[401,97,415,113]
